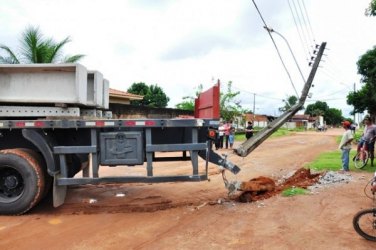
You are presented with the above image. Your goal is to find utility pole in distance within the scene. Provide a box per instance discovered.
[354,83,356,123]
[253,93,256,120]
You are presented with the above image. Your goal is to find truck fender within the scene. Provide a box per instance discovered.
[22,129,59,176]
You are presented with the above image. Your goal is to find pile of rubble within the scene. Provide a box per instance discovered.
[308,170,352,190]
[237,168,352,203]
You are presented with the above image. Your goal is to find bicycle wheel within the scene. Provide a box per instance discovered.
[353,208,376,241]
[353,151,369,169]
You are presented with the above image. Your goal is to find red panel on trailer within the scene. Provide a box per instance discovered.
[194,81,220,119]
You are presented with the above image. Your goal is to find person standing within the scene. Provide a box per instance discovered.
[228,126,235,149]
[224,120,232,149]
[338,120,354,172]
[218,122,225,149]
[355,115,376,166]
[245,121,254,140]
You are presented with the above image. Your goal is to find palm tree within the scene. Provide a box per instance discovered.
[0,26,84,64]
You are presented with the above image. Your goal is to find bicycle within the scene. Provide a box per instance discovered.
[352,175,376,241]
[353,141,375,169]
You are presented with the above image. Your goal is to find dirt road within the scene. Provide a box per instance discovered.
[0,128,375,249]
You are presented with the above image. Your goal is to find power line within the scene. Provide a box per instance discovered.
[232,86,285,101]
[250,0,299,97]
[301,0,316,43]
[264,27,306,84]
[291,0,312,58]
[297,0,314,46]
[287,0,309,62]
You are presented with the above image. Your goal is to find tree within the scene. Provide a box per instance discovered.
[127,82,150,106]
[148,85,170,108]
[175,84,203,111]
[305,101,329,117]
[127,82,170,108]
[0,26,84,64]
[325,108,343,126]
[347,46,376,119]
[279,95,300,112]
[366,0,376,16]
[305,101,345,125]
[220,81,243,122]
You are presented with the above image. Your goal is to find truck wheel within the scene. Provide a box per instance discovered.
[0,149,46,215]
[19,149,52,199]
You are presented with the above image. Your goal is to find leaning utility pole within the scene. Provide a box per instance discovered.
[235,42,327,157]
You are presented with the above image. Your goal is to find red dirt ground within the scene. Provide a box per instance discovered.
[0,128,375,249]
[238,167,321,202]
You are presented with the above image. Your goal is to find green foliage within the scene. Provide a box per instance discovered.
[325,108,343,126]
[127,82,169,108]
[347,48,376,118]
[127,82,149,106]
[306,151,348,171]
[305,101,329,116]
[279,95,302,112]
[148,85,170,108]
[281,187,308,197]
[366,0,376,16]
[175,84,203,111]
[220,81,243,121]
[305,150,375,173]
[175,98,195,111]
[305,101,344,125]
[0,26,84,64]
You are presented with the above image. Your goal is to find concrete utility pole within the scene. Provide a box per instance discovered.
[253,93,256,120]
[235,42,327,157]
[354,83,356,123]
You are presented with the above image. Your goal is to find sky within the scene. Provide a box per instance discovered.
[1,0,376,122]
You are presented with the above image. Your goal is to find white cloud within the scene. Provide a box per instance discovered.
[0,0,375,122]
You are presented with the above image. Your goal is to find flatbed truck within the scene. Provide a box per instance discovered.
[0,42,326,215]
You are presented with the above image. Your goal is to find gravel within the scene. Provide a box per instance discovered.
[308,171,353,190]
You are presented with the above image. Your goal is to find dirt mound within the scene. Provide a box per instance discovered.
[238,168,321,202]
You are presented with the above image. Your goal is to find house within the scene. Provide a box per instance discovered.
[243,112,320,130]
[108,88,193,119]
[244,113,275,128]
[285,114,321,129]
[109,88,143,104]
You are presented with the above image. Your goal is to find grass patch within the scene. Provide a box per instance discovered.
[235,127,301,141]
[305,150,375,173]
[281,187,308,197]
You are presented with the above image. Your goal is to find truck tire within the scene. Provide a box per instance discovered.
[19,149,52,199]
[0,149,46,215]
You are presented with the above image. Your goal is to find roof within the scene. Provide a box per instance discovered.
[109,88,144,100]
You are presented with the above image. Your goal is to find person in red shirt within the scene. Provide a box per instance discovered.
[223,120,233,149]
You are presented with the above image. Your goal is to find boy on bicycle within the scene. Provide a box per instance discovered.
[355,116,376,166]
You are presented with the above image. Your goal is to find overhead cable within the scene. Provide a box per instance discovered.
[291,0,312,58]
[301,0,316,43]
[251,0,299,98]
[287,0,310,62]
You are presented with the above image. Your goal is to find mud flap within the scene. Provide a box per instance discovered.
[199,150,241,174]
[53,174,67,207]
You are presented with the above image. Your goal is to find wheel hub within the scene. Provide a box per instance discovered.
[0,166,24,199]
[4,175,19,189]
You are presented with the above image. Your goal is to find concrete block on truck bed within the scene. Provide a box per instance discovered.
[0,64,88,106]
[87,70,104,108]
[103,79,110,109]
